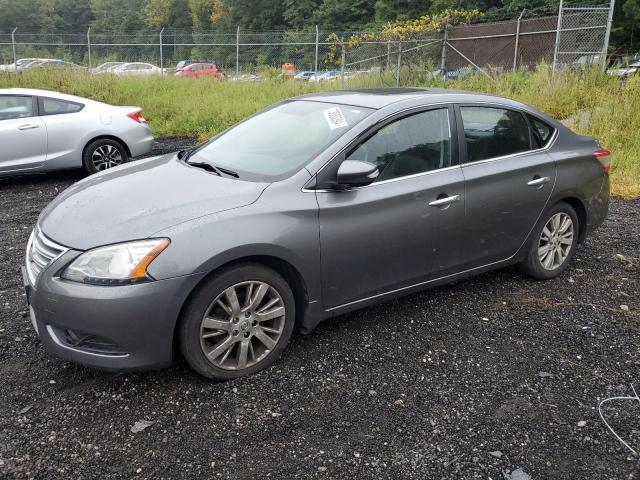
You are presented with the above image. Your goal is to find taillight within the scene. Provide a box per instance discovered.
[127,111,146,124]
[593,148,611,174]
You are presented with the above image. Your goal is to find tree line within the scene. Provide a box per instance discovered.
[0,0,637,52]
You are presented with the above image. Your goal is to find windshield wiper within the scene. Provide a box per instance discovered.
[180,149,240,178]
[178,148,195,161]
[213,165,239,178]
[186,161,222,176]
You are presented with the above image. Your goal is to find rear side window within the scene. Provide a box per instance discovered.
[461,106,530,162]
[0,95,34,121]
[348,108,450,182]
[39,97,84,116]
[527,114,554,148]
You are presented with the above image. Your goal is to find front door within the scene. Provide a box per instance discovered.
[0,95,46,173]
[456,105,556,269]
[317,106,465,309]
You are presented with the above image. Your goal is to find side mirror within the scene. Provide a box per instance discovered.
[336,160,379,189]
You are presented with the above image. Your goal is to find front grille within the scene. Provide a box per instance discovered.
[25,227,67,286]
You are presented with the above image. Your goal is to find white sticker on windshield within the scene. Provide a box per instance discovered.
[323,107,348,130]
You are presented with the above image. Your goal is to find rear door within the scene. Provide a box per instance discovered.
[456,104,556,269]
[0,95,46,173]
[317,106,465,309]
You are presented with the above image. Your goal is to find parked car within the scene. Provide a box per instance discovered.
[175,62,220,78]
[309,70,339,82]
[91,62,125,74]
[608,59,640,78]
[28,59,85,71]
[573,54,602,69]
[23,89,610,380]
[0,88,153,176]
[228,73,261,82]
[110,62,163,76]
[294,71,315,81]
[175,60,215,70]
[0,58,55,71]
[0,58,63,71]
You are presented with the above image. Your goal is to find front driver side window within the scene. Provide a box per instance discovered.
[347,108,450,182]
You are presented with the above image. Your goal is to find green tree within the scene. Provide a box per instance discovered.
[283,0,320,29]
[313,0,377,31]
[90,0,147,33]
[0,0,47,31]
[374,0,432,24]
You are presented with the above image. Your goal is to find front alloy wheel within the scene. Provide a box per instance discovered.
[200,281,286,370]
[179,264,295,380]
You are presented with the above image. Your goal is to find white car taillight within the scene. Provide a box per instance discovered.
[127,111,146,124]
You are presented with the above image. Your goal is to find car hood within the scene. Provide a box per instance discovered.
[39,155,269,250]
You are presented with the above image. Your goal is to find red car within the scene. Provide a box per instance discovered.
[175,63,220,78]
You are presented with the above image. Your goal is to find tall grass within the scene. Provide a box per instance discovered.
[1,68,638,197]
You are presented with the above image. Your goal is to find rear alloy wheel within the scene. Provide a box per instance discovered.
[83,139,129,175]
[179,264,295,380]
[538,212,574,270]
[518,202,579,280]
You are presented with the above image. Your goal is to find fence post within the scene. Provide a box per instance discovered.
[440,25,448,79]
[159,27,164,76]
[513,9,525,71]
[601,0,616,74]
[395,41,402,87]
[340,43,346,88]
[552,0,564,76]
[314,25,319,78]
[11,27,17,70]
[236,26,240,78]
[87,27,92,70]
[386,40,391,70]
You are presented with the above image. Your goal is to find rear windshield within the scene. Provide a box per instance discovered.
[188,100,374,180]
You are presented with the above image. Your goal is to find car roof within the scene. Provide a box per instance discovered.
[0,88,102,105]
[297,88,537,111]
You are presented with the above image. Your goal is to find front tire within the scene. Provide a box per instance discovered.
[518,201,579,280]
[83,138,129,175]
[178,264,295,380]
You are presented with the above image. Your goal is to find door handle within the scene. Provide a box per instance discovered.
[428,194,460,207]
[527,176,550,187]
[18,124,40,130]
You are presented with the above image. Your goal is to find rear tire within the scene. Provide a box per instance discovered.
[83,138,129,175]
[517,201,579,280]
[178,263,295,380]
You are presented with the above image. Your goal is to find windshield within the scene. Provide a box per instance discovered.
[187,100,374,180]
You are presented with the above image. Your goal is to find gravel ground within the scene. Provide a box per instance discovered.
[0,138,639,479]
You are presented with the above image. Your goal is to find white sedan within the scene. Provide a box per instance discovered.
[608,60,640,78]
[110,62,164,76]
[0,88,154,176]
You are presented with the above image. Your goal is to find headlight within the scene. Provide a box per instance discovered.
[61,239,170,285]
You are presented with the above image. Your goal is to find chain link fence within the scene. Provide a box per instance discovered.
[0,1,614,85]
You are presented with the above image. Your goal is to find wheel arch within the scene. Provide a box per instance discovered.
[171,254,310,355]
[82,134,132,158]
[556,196,587,243]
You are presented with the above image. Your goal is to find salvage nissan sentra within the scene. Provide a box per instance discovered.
[23,88,610,380]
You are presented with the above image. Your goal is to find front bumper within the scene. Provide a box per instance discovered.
[23,257,205,371]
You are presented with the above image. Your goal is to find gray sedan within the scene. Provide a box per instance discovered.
[24,88,610,380]
[0,88,153,176]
